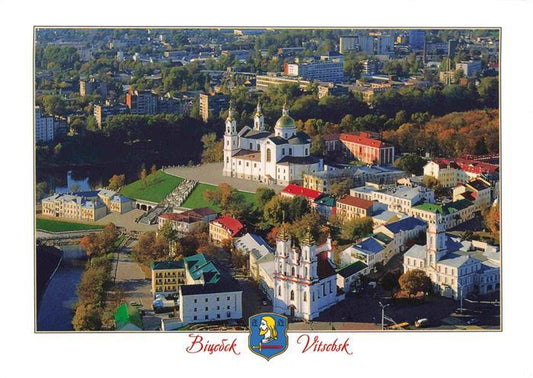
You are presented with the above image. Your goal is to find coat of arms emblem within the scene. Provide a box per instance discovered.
[248,312,288,360]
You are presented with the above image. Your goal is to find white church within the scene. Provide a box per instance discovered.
[223,102,323,186]
[403,214,500,300]
[272,225,341,320]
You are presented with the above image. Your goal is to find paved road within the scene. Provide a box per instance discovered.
[97,209,157,232]
[111,240,163,330]
[164,163,283,193]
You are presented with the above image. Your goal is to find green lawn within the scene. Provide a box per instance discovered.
[120,170,183,203]
[182,183,258,211]
[36,218,104,232]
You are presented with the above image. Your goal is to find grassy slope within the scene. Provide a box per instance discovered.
[182,183,258,211]
[120,170,183,203]
[36,218,104,232]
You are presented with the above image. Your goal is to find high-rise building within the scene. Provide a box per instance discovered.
[377,35,394,55]
[94,103,129,127]
[35,107,55,143]
[125,88,158,115]
[285,55,344,83]
[199,93,229,122]
[79,78,108,97]
[409,30,426,50]
[358,35,375,55]
[456,60,482,78]
[339,36,358,54]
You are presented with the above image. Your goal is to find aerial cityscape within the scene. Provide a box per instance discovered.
[35,27,500,332]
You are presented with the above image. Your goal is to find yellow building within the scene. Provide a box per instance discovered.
[209,216,245,245]
[151,261,186,296]
[336,195,374,221]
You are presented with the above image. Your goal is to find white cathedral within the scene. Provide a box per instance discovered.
[223,102,323,186]
[403,214,500,300]
[272,226,339,320]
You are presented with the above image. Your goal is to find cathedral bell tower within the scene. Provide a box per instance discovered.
[223,103,238,177]
[426,214,447,269]
[253,101,265,131]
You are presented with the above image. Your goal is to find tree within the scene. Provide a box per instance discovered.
[132,231,169,264]
[329,178,352,198]
[139,166,147,186]
[381,271,400,294]
[340,217,373,242]
[485,205,500,233]
[41,94,67,116]
[398,269,432,296]
[108,174,126,191]
[255,187,276,210]
[263,196,292,225]
[72,302,102,331]
[394,154,426,175]
[478,77,498,108]
[150,164,158,181]
[201,133,223,163]
[79,234,100,260]
[36,181,48,201]
[290,212,324,243]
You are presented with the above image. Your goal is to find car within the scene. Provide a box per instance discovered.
[467,318,479,325]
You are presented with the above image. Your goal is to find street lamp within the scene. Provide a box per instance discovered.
[379,301,390,330]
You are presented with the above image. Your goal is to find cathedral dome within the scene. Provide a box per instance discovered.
[275,104,296,129]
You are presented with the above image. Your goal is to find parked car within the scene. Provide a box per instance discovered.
[467,318,479,325]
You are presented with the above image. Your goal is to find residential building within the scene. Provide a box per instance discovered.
[336,195,374,221]
[223,103,323,186]
[94,103,128,127]
[151,261,186,296]
[199,93,229,122]
[339,236,391,270]
[158,207,217,234]
[453,178,493,211]
[35,106,55,143]
[209,215,245,244]
[336,261,369,293]
[358,35,375,55]
[317,83,349,98]
[179,254,242,324]
[339,36,358,54]
[125,88,158,115]
[409,199,476,230]
[362,59,380,75]
[303,164,407,193]
[284,55,344,83]
[281,184,323,204]
[340,133,395,165]
[114,303,143,331]
[403,215,500,299]
[351,183,435,214]
[313,195,336,219]
[409,30,426,50]
[373,217,427,258]
[109,195,134,214]
[273,227,342,320]
[79,78,108,97]
[423,158,499,187]
[456,60,483,77]
[255,74,310,91]
[377,35,394,55]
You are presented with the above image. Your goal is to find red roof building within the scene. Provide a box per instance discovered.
[209,215,245,244]
[281,184,323,201]
[336,195,374,220]
[340,133,395,165]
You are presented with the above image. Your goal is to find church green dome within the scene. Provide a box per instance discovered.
[275,114,296,129]
[275,104,295,129]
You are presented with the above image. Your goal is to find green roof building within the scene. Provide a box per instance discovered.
[114,303,143,331]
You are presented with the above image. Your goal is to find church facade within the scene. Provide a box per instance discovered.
[272,226,339,320]
[403,215,500,300]
[223,103,323,186]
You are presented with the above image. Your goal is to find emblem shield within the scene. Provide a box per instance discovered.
[248,312,288,360]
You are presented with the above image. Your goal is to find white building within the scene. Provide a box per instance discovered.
[35,106,55,143]
[456,60,482,77]
[350,183,435,214]
[403,215,500,299]
[179,254,242,324]
[272,226,341,320]
[223,103,323,186]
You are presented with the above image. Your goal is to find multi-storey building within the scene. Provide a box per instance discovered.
[351,183,435,214]
[377,35,394,55]
[179,254,242,324]
[125,88,158,115]
[408,30,426,50]
[358,35,375,55]
[423,158,499,188]
[403,215,500,299]
[255,74,310,91]
[158,207,218,234]
[94,103,128,127]
[336,195,374,221]
[41,192,107,222]
[272,227,340,320]
[209,215,245,244]
[456,60,483,78]
[285,55,344,83]
[151,261,186,296]
[35,107,55,143]
[340,133,395,165]
[453,177,493,211]
[199,93,229,122]
[79,78,108,97]
[339,36,358,54]
[409,199,476,229]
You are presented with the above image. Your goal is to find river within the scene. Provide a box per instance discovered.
[37,245,87,331]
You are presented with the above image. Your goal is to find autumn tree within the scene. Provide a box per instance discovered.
[485,205,500,233]
[398,269,432,296]
[340,217,373,242]
[151,164,158,181]
[139,166,147,186]
[108,174,126,191]
[255,187,276,210]
[201,133,224,163]
[132,231,169,265]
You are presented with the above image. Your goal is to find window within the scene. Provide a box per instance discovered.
[205,298,208,302]
[250,143,253,149]
[266,149,271,162]
[205,307,208,311]
[194,299,197,303]
[227,305,230,309]
[290,290,294,300]
[194,316,197,320]
[227,311,231,317]
[291,267,295,276]
[205,315,208,320]
[289,148,292,155]
[217,314,221,319]
[227,296,230,301]
[217,306,220,310]
[282,148,285,155]
[194,308,197,312]
[216,297,220,302]
[278,286,281,296]
[303,292,307,302]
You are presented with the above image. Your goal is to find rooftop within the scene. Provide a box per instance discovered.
[281,184,323,200]
[337,261,368,278]
[413,199,473,214]
[340,133,392,148]
[337,195,374,209]
[211,216,245,237]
